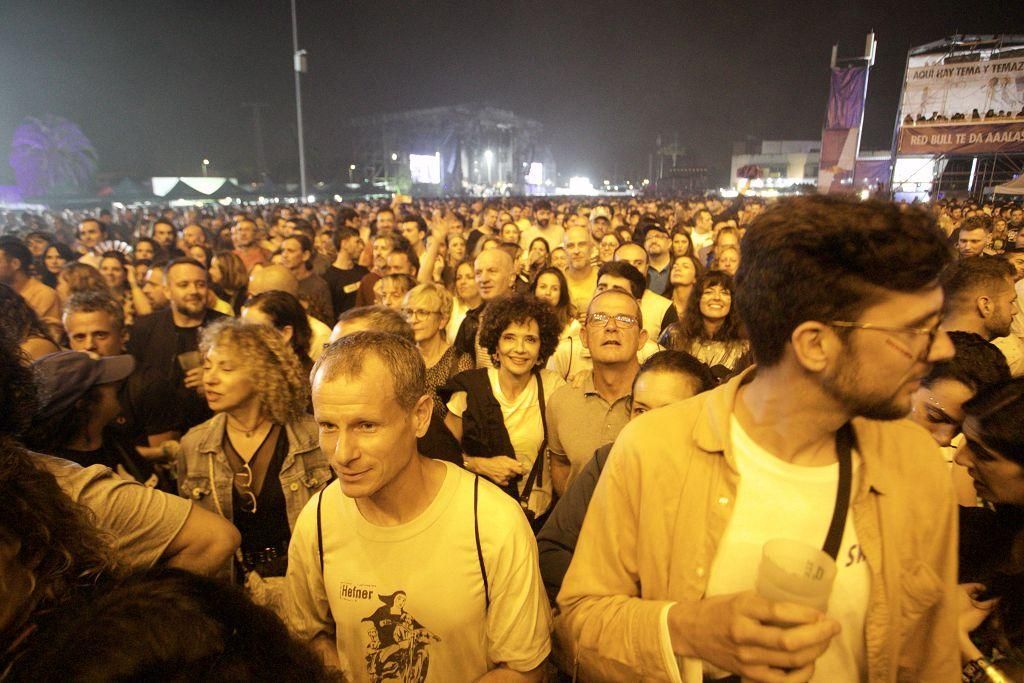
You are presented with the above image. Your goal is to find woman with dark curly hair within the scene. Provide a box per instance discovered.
[659,270,749,376]
[0,283,60,359]
[442,293,565,527]
[175,319,330,602]
[0,436,119,672]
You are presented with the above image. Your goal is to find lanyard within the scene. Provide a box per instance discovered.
[823,422,855,560]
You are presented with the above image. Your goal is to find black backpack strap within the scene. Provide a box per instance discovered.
[823,423,855,560]
[474,476,490,611]
[316,488,326,574]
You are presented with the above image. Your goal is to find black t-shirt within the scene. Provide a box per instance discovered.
[466,228,490,255]
[323,263,368,316]
[127,309,225,432]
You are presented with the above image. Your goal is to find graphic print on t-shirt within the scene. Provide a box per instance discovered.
[360,590,440,683]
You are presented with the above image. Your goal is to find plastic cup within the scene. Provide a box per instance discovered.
[177,351,202,372]
[755,538,837,614]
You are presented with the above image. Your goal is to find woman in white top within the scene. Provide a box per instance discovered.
[443,294,565,524]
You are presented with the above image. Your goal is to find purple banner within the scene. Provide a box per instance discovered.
[826,66,869,129]
[897,121,1024,155]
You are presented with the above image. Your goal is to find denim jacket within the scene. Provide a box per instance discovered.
[176,413,331,531]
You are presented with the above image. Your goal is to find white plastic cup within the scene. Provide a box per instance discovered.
[755,538,837,614]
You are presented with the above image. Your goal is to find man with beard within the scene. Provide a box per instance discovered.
[558,196,959,682]
[941,256,1023,375]
[127,258,226,432]
[520,200,563,253]
[231,217,270,272]
[152,218,184,259]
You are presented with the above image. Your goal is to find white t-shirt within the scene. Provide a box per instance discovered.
[701,418,870,681]
[283,463,551,682]
[520,224,565,252]
[446,368,565,515]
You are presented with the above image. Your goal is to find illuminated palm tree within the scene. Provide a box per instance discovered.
[8,115,98,197]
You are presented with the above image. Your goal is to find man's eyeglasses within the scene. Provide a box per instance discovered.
[401,308,440,321]
[588,312,639,329]
[828,320,942,361]
[234,462,258,514]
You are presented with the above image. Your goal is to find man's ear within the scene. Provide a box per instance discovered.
[580,322,590,351]
[637,327,649,350]
[412,393,433,438]
[789,320,835,373]
[976,295,993,319]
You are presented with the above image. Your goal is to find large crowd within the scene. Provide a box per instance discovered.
[1,192,1024,682]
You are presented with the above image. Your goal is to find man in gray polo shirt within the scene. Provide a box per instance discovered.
[547,289,647,495]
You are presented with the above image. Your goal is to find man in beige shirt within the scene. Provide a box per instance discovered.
[558,196,960,682]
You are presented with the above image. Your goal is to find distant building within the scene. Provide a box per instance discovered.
[730,140,820,192]
[346,104,555,196]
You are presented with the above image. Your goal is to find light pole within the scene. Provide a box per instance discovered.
[290,0,308,199]
[201,159,210,177]
[349,164,356,182]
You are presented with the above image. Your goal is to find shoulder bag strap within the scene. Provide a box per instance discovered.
[518,372,549,507]
[474,476,490,611]
[316,488,326,574]
[822,422,855,560]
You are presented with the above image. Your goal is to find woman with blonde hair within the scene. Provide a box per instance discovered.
[175,319,329,602]
[56,261,109,305]
[402,283,473,399]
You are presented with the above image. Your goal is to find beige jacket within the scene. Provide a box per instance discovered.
[556,368,959,682]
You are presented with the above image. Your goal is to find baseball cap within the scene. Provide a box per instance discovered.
[33,351,135,419]
[591,206,612,221]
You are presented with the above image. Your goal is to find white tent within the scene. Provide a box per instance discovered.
[993,175,1024,195]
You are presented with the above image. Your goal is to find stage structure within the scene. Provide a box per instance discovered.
[817,33,878,194]
[346,105,556,196]
[889,35,1024,201]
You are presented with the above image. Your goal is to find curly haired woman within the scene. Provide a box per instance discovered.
[175,319,330,604]
[442,293,565,528]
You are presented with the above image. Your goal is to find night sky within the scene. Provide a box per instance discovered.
[0,0,1018,186]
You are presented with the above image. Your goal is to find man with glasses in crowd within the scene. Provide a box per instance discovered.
[546,289,647,497]
[558,196,960,682]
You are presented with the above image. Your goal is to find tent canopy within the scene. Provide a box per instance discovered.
[993,175,1024,195]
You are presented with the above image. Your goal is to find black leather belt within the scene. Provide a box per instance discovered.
[239,541,289,575]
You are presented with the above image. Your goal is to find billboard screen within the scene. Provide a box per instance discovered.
[901,53,1024,120]
[409,154,441,184]
[897,49,1024,155]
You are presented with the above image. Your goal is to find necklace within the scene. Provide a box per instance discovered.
[227,415,268,439]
